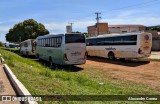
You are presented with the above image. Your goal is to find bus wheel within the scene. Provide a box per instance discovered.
[108,52,115,60]
[36,54,39,58]
[20,51,23,55]
[26,51,29,57]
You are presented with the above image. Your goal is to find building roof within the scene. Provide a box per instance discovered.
[87,22,108,28]
[108,24,146,28]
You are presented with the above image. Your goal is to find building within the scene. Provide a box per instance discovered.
[152,35,160,51]
[87,23,146,36]
[87,23,108,37]
[87,23,160,51]
[145,30,160,51]
[66,25,72,33]
[108,25,146,33]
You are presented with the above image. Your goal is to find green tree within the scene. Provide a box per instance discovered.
[6,19,49,42]
[85,34,91,38]
[0,42,3,47]
[149,26,160,32]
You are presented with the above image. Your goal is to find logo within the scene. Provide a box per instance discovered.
[71,52,81,56]
[144,35,149,40]
[105,47,116,50]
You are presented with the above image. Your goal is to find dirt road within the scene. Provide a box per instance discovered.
[81,57,160,90]
[0,65,20,104]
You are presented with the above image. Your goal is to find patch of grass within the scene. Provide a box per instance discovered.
[40,68,54,78]
[2,47,19,53]
[0,48,160,104]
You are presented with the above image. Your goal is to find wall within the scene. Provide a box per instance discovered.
[109,27,140,33]
[145,30,160,51]
[152,36,160,51]
[88,23,108,36]
[108,27,120,33]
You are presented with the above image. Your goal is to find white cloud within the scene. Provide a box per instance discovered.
[73,21,95,28]
[44,16,159,33]
[0,19,20,24]
[104,9,159,26]
[105,17,159,26]
[44,20,95,33]
[116,10,145,17]
[0,25,11,32]
[44,22,66,30]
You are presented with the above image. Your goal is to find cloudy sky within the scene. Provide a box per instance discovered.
[0,0,160,42]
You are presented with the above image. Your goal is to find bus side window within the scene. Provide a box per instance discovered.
[88,39,96,46]
[113,36,123,45]
[86,42,89,46]
[104,37,113,45]
[57,37,62,47]
[97,38,105,45]
[86,39,89,46]
[123,35,137,45]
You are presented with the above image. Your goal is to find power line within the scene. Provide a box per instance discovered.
[73,0,160,23]
[67,0,160,32]
[105,0,160,12]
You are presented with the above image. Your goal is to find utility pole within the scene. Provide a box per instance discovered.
[95,12,101,23]
[95,12,101,36]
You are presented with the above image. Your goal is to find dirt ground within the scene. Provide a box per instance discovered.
[82,57,160,90]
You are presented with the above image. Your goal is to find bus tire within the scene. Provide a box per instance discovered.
[26,51,29,57]
[36,54,40,59]
[108,52,115,60]
[20,51,22,55]
[49,57,53,67]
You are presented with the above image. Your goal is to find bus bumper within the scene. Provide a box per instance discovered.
[63,60,86,65]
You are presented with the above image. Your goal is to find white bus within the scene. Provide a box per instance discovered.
[35,33,87,65]
[20,39,36,56]
[86,32,152,60]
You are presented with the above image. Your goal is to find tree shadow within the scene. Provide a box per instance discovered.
[87,56,150,67]
[20,55,37,59]
[36,59,84,72]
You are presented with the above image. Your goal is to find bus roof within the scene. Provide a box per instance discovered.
[36,34,64,39]
[20,39,35,43]
[36,33,84,39]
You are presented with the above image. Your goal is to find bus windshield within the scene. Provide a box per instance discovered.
[65,34,85,43]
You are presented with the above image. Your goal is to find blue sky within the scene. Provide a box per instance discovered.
[0,0,160,42]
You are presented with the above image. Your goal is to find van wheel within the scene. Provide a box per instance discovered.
[108,52,115,60]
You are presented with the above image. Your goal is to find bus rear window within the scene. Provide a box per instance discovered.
[65,34,85,43]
